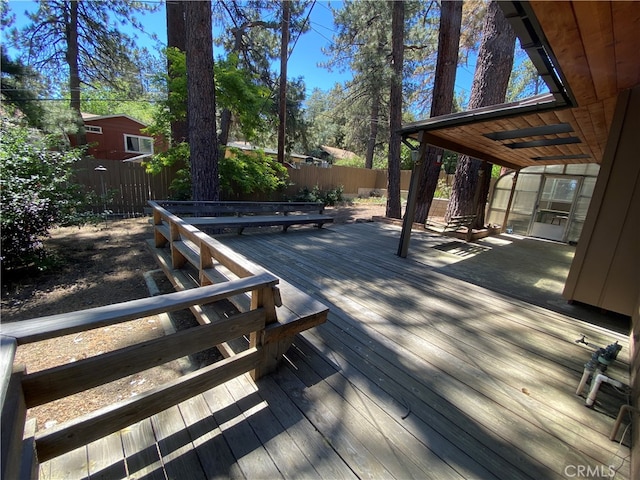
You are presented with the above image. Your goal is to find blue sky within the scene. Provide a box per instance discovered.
[5,0,478,99]
[5,0,353,94]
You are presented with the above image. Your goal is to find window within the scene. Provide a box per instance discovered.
[85,125,102,134]
[124,134,154,154]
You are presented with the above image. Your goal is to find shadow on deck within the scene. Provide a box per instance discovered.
[36,221,633,479]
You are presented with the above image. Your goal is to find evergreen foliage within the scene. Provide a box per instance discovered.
[0,118,89,271]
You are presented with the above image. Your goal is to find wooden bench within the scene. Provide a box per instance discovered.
[426,214,476,233]
[149,202,329,378]
[426,214,477,241]
[151,200,334,234]
[0,206,329,472]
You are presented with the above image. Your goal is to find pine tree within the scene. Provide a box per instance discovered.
[413,0,463,223]
[386,0,405,219]
[15,0,158,144]
[445,1,516,227]
[185,0,219,201]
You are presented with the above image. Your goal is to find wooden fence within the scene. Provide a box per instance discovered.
[72,158,413,214]
[284,164,412,197]
[73,158,178,216]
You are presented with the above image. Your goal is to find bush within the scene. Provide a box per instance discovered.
[0,118,87,271]
[220,147,289,198]
[293,185,344,206]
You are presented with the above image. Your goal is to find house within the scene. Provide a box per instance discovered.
[399,1,639,472]
[67,114,173,215]
[72,113,162,162]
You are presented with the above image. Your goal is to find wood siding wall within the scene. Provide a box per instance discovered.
[562,87,640,475]
[563,87,640,316]
[73,158,177,216]
[632,298,639,478]
[81,117,166,161]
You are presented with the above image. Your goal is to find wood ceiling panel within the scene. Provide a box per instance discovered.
[572,2,616,101]
[587,101,609,154]
[602,96,617,130]
[433,114,593,168]
[565,106,602,161]
[400,1,636,171]
[530,1,596,104]
[612,2,640,91]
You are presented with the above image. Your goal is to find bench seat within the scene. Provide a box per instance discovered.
[426,214,476,233]
[186,213,333,233]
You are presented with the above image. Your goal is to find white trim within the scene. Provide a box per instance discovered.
[124,134,154,155]
[81,112,148,127]
[123,153,152,163]
[85,125,103,134]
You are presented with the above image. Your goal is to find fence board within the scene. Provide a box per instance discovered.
[74,158,177,216]
[75,158,414,211]
[285,164,412,197]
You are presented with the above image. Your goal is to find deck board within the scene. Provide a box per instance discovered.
[120,418,165,480]
[178,394,244,479]
[40,222,631,479]
[202,381,285,479]
[151,405,206,479]
[87,431,127,479]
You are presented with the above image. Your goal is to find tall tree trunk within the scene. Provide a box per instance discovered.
[386,0,404,219]
[166,0,188,145]
[413,0,462,223]
[277,0,290,163]
[66,0,85,146]
[445,1,515,227]
[365,92,380,170]
[186,0,219,201]
[218,109,232,146]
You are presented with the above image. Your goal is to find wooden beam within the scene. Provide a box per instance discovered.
[421,132,522,170]
[22,309,266,408]
[35,347,262,463]
[2,274,278,345]
[501,170,520,233]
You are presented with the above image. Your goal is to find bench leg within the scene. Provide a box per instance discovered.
[237,227,245,235]
[282,225,289,233]
[250,337,294,380]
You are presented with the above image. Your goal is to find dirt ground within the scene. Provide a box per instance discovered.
[1,203,385,431]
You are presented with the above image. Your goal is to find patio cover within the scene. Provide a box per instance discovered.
[399,1,640,171]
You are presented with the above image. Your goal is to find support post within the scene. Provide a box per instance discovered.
[501,170,520,233]
[398,134,428,258]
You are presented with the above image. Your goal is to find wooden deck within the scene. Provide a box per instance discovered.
[40,221,632,479]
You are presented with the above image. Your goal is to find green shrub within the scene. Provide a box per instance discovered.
[293,185,344,206]
[0,118,87,271]
[220,147,289,198]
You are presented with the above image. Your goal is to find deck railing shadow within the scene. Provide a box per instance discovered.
[3,216,631,478]
[218,221,631,478]
[0,273,279,478]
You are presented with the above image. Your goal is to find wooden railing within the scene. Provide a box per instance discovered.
[1,202,329,477]
[149,201,329,377]
[0,272,280,474]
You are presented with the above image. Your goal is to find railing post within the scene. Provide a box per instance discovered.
[153,207,168,248]
[249,286,279,380]
[170,221,186,269]
[199,242,214,286]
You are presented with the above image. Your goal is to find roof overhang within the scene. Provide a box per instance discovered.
[400,1,640,171]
